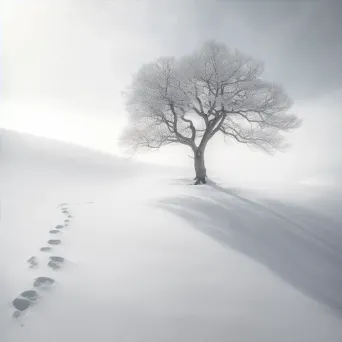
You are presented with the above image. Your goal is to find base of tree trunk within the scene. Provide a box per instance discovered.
[194,177,206,185]
[194,149,206,185]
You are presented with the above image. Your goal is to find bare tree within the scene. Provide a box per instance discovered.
[120,41,301,184]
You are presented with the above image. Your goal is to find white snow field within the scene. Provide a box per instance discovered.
[1,129,342,342]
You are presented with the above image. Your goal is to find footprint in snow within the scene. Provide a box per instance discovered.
[12,290,40,318]
[20,290,39,302]
[27,256,38,268]
[48,256,65,270]
[33,276,55,288]
[48,239,61,245]
[12,297,31,311]
[48,261,61,270]
[13,203,71,319]
[50,256,65,262]
[40,247,52,252]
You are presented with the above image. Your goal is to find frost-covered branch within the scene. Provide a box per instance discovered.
[120,40,301,158]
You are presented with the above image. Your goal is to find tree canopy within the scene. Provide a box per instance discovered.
[120,40,301,183]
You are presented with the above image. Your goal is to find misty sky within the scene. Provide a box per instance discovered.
[1,0,342,183]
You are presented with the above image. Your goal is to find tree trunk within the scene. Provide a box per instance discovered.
[194,148,207,185]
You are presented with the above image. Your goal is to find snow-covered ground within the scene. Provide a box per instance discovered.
[1,129,342,342]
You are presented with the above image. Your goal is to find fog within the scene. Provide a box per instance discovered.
[2,2,342,339]
[1,0,342,183]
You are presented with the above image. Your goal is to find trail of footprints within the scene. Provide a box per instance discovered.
[12,203,73,319]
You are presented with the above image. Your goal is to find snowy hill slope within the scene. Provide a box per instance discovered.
[1,129,342,342]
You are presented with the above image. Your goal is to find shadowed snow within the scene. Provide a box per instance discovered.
[1,130,341,342]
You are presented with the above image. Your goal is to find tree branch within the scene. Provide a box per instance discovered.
[169,104,196,149]
[192,105,209,127]
[179,109,196,141]
[210,114,227,138]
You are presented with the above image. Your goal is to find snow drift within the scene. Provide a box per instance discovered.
[1,129,342,342]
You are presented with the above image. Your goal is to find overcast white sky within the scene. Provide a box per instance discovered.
[1,0,342,183]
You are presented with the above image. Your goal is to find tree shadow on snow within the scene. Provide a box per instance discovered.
[157,181,342,317]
